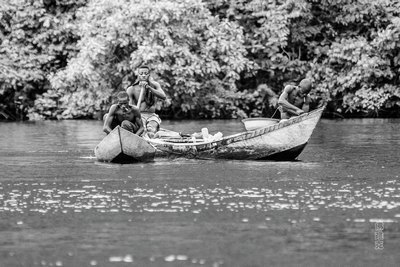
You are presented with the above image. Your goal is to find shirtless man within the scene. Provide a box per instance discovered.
[126,65,166,137]
[278,78,312,119]
[103,91,144,136]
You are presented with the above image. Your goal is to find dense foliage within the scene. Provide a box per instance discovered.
[309,0,400,117]
[1,0,399,120]
[46,0,255,120]
[0,0,87,120]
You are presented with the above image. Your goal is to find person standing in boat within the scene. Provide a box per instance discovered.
[103,91,145,136]
[126,65,166,138]
[278,78,312,119]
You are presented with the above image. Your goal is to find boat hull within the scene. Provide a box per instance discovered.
[94,106,324,162]
[94,127,156,163]
[149,106,324,160]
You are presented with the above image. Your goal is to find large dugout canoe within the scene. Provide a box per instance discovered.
[149,106,325,160]
[94,106,325,163]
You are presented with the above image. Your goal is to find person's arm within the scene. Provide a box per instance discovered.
[278,86,305,116]
[132,107,145,136]
[103,105,117,134]
[146,76,166,100]
[126,86,137,106]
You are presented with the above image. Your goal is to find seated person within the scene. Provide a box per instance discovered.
[126,65,166,138]
[103,91,144,136]
[278,78,313,119]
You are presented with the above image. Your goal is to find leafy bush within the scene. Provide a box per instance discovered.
[44,0,255,119]
[0,0,87,120]
[1,0,400,120]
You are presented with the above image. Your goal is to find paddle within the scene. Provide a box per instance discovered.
[136,84,145,109]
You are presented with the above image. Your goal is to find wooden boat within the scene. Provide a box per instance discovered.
[94,126,156,163]
[94,106,325,163]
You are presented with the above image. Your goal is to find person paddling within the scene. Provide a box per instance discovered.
[103,91,144,136]
[126,65,166,138]
[278,78,313,119]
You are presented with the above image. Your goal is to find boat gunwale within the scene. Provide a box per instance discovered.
[149,106,325,151]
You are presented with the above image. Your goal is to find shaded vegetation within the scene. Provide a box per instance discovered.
[1,0,399,120]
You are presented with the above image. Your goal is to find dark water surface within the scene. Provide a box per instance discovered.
[0,119,399,267]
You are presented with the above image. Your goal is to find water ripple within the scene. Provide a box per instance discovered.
[1,180,399,223]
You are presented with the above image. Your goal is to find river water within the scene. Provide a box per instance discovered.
[0,119,399,267]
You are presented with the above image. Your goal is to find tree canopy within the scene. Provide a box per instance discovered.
[1,0,399,120]
[0,0,87,120]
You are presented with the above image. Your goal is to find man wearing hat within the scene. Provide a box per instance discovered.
[103,91,144,136]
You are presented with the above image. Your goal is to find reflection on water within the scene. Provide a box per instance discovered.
[2,180,400,217]
[0,119,400,266]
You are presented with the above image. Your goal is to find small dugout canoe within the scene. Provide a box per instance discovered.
[94,126,156,163]
[94,106,325,163]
